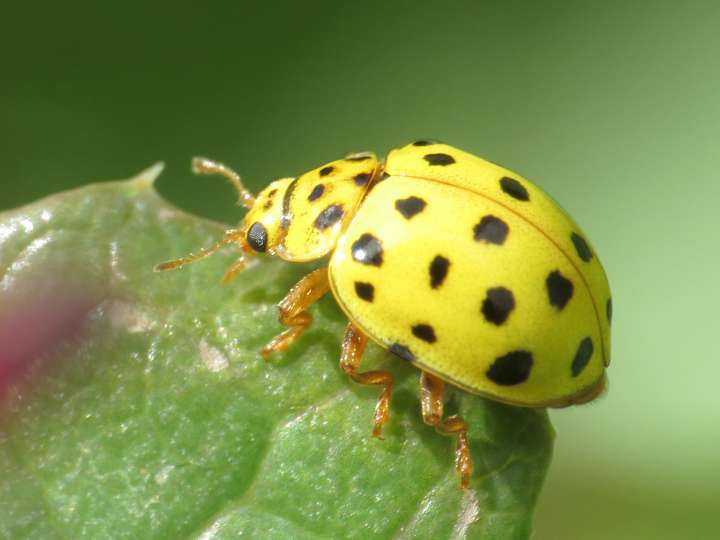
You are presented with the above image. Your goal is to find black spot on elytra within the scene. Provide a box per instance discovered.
[606,298,612,324]
[308,184,325,201]
[247,222,268,253]
[378,171,391,181]
[481,287,515,325]
[429,255,450,289]
[389,343,415,362]
[412,324,436,343]
[351,234,383,266]
[423,153,456,166]
[354,173,371,186]
[571,232,593,262]
[473,215,509,245]
[319,166,334,177]
[354,281,374,302]
[267,189,278,197]
[412,140,434,146]
[500,177,530,201]
[546,270,574,310]
[571,337,594,377]
[395,196,427,219]
[486,350,533,385]
[314,204,344,230]
[346,155,371,162]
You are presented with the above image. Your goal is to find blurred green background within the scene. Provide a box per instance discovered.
[2,1,719,538]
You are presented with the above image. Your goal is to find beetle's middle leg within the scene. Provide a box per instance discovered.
[340,322,394,438]
[420,371,473,488]
[260,267,330,358]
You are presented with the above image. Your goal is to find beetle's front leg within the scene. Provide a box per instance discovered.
[260,267,330,358]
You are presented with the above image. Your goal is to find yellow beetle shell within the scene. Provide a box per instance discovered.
[276,154,379,262]
[328,142,611,407]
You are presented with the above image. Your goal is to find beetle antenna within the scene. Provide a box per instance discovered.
[191,157,256,209]
[154,228,246,272]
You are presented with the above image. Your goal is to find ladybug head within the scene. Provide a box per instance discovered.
[239,176,295,255]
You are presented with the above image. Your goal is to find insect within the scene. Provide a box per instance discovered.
[155,141,612,488]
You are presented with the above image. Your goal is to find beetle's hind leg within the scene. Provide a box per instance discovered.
[260,267,330,358]
[420,371,473,488]
[340,322,394,438]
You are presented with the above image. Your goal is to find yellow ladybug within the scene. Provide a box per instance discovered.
[156,141,612,488]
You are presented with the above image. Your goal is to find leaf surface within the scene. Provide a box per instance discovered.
[0,166,553,539]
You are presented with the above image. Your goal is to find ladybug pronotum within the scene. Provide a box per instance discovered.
[156,141,612,488]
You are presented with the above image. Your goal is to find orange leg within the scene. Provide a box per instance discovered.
[221,256,251,284]
[259,268,330,358]
[420,371,473,489]
[340,322,394,438]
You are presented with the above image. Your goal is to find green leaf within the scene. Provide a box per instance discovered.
[0,166,553,540]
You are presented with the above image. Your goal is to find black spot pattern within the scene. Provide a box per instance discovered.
[354,281,374,302]
[395,196,427,219]
[263,189,277,210]
[280,177,299,229]
[546,270,574,310]
[481,287,515,325]
[423,153,456,166]
[486,351,533,385]
[500,177,530,201]
[354,173,371,186]
[473,215,509,245]
[412,324,437,343]
[314,204,344,230]
[571,337,594,376]
[389,343,415,362]
[308,184,325,201]
[346,155,371,162]
[412,140,434,146]
[247,222,268,253]
[378,171,391,181]
[429,255,450,289]
[351,234,383,266]
[319,166,334,177]
[571,232,593,262]
[606,298,612,324]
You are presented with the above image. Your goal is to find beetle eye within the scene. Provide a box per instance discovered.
[247,222,268,252]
